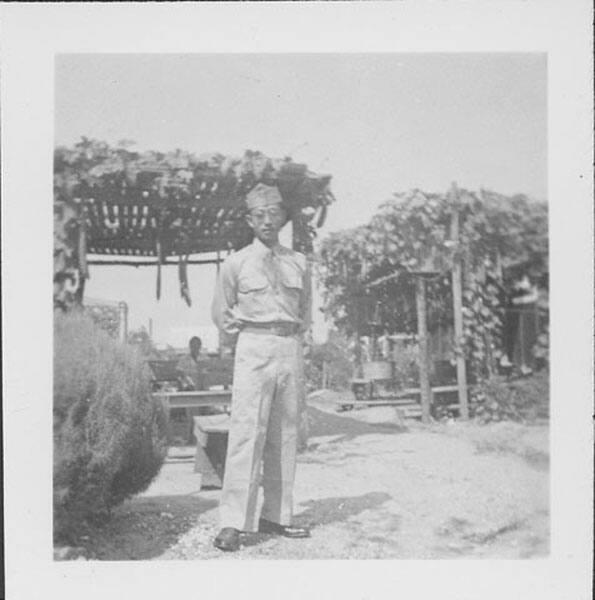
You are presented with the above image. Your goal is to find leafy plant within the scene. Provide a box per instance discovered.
[532,324,549,371]
[392,342,421,389]
[54,138,335,308]
[84,303,121,338]
[317,188,548,380]
[470,372,549,423]
[53,311,168,541]
[305,334,354,391]
[127,327,158,357]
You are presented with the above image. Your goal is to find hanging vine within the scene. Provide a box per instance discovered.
[54,138,334,309]
[317,188,548,379]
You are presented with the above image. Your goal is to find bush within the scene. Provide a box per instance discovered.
[532,325,549,371]
[53,311,168,541]
[305,338,354,391]
[393,343,420,388]
[84,303,121,338]
[470,371,549,423]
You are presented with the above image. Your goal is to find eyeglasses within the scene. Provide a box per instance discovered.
[249,207,285,221]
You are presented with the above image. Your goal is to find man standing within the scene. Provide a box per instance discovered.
[211,183,311,552]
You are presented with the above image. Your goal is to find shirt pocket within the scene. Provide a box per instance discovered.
[280,263,303,291]
[238,270,269,293]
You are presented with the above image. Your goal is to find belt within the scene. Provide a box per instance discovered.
[241,323,300,337]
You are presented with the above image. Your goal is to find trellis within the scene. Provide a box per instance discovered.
[53,144,335,308]
[353,184,471,422]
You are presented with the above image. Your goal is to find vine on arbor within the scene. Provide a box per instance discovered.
[317,188,548,380]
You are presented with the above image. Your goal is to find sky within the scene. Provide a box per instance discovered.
[55,53,547,348]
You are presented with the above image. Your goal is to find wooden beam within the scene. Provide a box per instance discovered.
[78,216,89,280]
[216,250,223,359]
[365,270,401,288]
[74,273,86,306]
[415,276,432,423]
[87,258,223,267]
[449,184,470,420]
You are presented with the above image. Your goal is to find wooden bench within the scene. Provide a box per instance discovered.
[152,391,232,490]
[340,384,470,418]
[151,357,234,488]
[192,414,231,489]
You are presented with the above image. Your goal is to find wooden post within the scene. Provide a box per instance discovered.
[533,303,540,369]
[73,274,86,307]
[291,214,312,450]
[415,276,432,423]
[485,330,494,378]
[118,301,128,344]
[519,308,526,366]
[73,203,89,307]
[449,185,470,419]
[216,251,224,358]
[78,204,89,280]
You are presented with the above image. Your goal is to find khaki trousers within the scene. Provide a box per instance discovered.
[219,331,304,532]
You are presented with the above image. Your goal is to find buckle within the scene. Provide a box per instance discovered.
[273,324,296,337]
[241,323,298,337]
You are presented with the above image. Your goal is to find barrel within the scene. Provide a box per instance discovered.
[362,361,393,381]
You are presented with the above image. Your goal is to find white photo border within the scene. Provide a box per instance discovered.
[1,2,593,599]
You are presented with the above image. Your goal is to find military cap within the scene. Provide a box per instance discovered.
[245,183,284,211]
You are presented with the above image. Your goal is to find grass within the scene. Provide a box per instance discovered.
[441,420,549,469]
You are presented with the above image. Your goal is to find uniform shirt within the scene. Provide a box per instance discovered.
[212,237,311,341]
[177,354,206,390]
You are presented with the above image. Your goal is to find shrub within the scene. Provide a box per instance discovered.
[305,338,354,391]
[53,311,168,541]
[470,371,549,423]
[532,325,549,371]
[393,342,420,388]
[84,302,121,338]
[127,327,160,358]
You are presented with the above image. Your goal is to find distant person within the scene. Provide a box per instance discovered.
[177,336,206,391]
[378,333,391,361]
[502,275,539,373]
[360,336,372,363]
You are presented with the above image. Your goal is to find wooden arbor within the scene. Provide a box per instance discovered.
[406,184,469,421]
[364,183,470,422]
[53,144,335,308]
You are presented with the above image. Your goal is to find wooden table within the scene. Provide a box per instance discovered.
[153,389,232,412]
[153,390,232,443]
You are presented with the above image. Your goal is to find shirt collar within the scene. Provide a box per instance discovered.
[251,237,282,256]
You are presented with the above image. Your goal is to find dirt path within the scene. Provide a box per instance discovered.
[77,394,548,560]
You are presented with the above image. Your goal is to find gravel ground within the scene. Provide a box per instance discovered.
[71,391,549,560]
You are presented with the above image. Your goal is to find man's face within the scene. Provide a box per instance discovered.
[190,339,201,357]
[247,203,286,246]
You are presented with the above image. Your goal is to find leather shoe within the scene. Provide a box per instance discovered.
[214,527,241,552]
[258,518,311,538]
